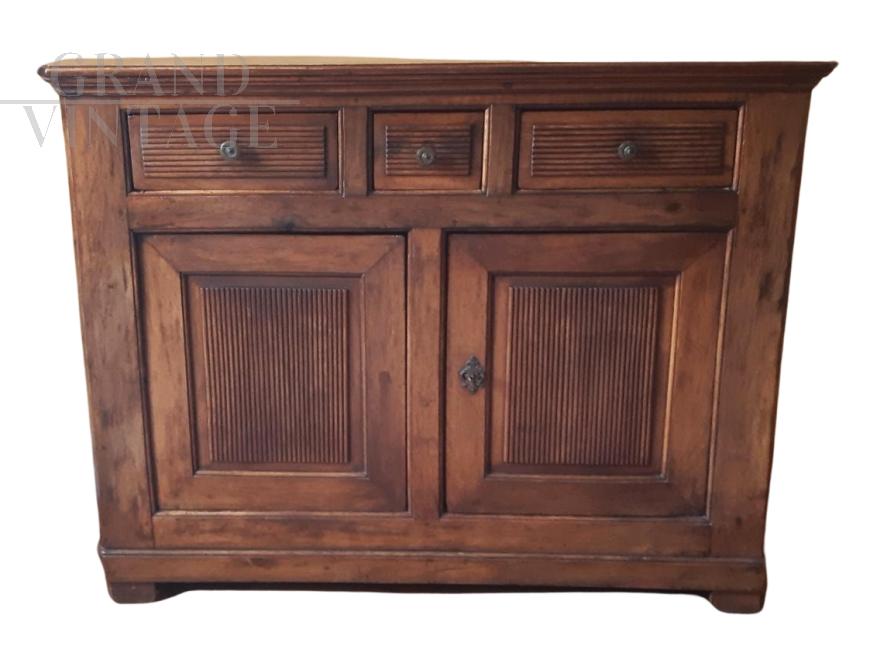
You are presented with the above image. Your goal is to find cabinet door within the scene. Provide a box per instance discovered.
[139,234,406,512]
[446,233,728,517]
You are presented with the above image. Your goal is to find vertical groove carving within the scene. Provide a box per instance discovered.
[200,286,349,464]
[504,286,659,466]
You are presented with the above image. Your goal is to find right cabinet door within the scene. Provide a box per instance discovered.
[445,232,729,517]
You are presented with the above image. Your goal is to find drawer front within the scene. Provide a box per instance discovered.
[129,112,338,191]
[373,111,485,191]
[518,109,739,190]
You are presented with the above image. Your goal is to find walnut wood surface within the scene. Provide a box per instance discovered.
[61,101,154,549]
[42,60,835,611]
[39,60,836,97]
[445,233,728,517]
[129,111,339,191]
[139,234,406,512]
[373,111,485,191]
[518,109,738,189]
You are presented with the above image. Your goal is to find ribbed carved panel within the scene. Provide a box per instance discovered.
[530,123,728,177]
[504,286,659,466]
[385,124,473,176]
[200,286,349,464]
[140,122,327,179]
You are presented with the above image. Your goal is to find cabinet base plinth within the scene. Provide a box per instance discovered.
[106,581,164,604]
[100,547,766,610]
[708,590,766,614]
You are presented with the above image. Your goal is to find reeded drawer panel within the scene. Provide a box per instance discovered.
[373,111,485,191]
[128,112,338,191]
[518,109,739,190]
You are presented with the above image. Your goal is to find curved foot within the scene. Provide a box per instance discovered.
[708,590,766,614]
[107,581,167,604]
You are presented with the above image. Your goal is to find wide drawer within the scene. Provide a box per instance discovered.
[373,111,485,191]
[128,111,338,191]
[518,109,739,190]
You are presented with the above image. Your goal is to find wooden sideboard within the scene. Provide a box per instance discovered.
[39,57,836,611]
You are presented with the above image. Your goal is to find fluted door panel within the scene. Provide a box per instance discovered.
[139,234,407,513]
[446,232,729,517]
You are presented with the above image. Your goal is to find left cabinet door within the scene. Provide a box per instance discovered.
[138,234,406,513]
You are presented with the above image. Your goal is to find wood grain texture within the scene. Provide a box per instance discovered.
[100,546,766,594]
[407,230,444,520]
[61,101,154,548]
[503,285,659,467]
[485,105,517,196]
[47,56,525,67]
[145,232,398,272]
[373,112,484,191]
[386,125,471,175]
[41,60,834,610]
[489,275,673,479]
[39,60,837,97]
[126,191,739,232]
[139,122,326,176]
[519,110,738,189]
[187,274,363,475]
[152,513,712,554]
[106,581,162,604]
[140,234,407,512]
[708,590,766,614]
[710,92,813,557]
[128,112,338,191]
[446,232,728,517]
[340,107,369,196]
[55,90,757,118]
[198,285,349,466]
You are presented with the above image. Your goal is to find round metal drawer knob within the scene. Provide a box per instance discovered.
[617,141,637,160]
[416,146,437,166]
[219,140,240,161]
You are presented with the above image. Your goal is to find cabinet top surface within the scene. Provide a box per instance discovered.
[39,57,837,97]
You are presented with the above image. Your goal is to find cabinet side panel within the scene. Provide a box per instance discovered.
[62,101,154,547]
[710,92,812,556]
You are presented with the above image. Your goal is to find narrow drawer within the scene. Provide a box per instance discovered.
[518,109,738,190]
[128,111,338,191]
[373,111,485,191]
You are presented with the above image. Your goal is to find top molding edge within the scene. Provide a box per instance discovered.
[37,59,838,98]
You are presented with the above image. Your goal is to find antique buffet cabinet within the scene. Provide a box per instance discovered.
[39,57,836,611]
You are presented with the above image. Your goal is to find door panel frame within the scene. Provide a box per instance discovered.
[445,232,730,517]
[138,234,407,513]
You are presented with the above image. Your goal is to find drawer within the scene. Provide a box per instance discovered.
[373,111,485,191]
[518,109,739,190]
[128,111,338,191]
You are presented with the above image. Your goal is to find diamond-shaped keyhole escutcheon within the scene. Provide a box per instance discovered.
[459,355,485,394]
